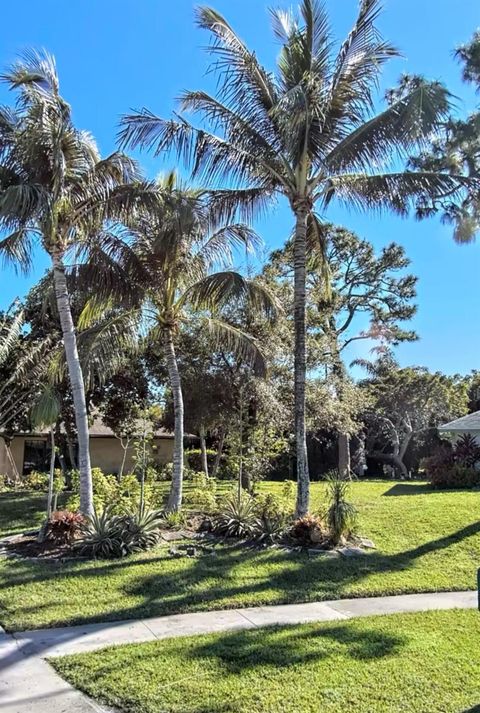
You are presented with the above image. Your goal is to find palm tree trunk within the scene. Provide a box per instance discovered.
[212,426,226,479]
[338,432,351,479]
[199,423,209,476]
[51,252,93,516]
[293,202,310,517]
[46,426,56,519]
[164,328,184,511]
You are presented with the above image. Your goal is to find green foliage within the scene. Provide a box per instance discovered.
[162,510,188,529]
[325,477,358,545]
[185,448,216,472]
[423,436,480,489]
[253,511,287,544]
[23,469,64,493]
[210,492,257,538]
[46,510,84,545]
[281,479,295,501]
[67,468,162,514]
[77,507,163,559]
[183,487,217,511]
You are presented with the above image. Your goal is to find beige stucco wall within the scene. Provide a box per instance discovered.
[0,435,174,478]
[89,437,174,475]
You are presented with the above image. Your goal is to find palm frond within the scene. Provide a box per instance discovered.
[0,227,36,273]
[30,383,61,428]
[195,223,262,268]
[323,171,471,215]
[202,317,267,375]
[325,80,452,173]
[181,271,279,319]
[0,306,23,367]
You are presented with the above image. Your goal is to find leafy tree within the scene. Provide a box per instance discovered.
[120,0,465,515]
[85,172,276,510]
[0,51,151,514]
[266,225,417,475]
[358,356,468,478]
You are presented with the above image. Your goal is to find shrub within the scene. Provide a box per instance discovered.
[210,492,257,538]
[281,479,295,501]
[183,487,217,511]
[325,477,357,545]
[424,440,480,489]
[77,507,163,559]
[454,434,480,468]
[67,469,161,514]
[162,510,188,529]
[429,464,480,489]
[254,492,289,519]
[185,448,216,472]
[23,469,64,493]
[290,514,326,545]
[46,510,84,545]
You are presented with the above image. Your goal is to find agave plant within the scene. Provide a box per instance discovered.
[77,507,163,559]
[211,493,257,538]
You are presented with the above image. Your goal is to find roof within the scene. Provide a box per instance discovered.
[2,417,175,439]
[438,410,480,433]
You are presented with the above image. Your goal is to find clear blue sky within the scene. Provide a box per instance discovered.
[0,0,479,375]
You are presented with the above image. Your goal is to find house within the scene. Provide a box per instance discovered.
[438,411,480,444]
[0,418,177,479]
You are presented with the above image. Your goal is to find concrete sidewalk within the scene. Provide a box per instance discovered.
[0,589,477,712]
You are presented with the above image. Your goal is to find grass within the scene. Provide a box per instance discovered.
[0,491,53,537]
[51,608,480,713]
[0,480,479,631]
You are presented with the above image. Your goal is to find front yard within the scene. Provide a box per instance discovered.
[51,608,480,713]
[0,480,478,632]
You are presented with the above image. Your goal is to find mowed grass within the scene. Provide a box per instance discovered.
[51,608,480,713]
[0,481,479,631]
[0,491,57,537]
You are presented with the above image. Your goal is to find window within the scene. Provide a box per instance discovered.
[23,440,49,474]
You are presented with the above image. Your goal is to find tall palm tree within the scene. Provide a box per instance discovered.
[119,0,469,516]
[0,51,149,515]
[84,172,276,511]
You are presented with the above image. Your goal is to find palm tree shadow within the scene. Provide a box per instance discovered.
[188,622,404,674]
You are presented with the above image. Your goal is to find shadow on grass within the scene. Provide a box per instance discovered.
[382,483,437,496]
[1,515,479,636]
[189,622,404,673]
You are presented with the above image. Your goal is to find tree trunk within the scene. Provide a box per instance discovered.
[371,450,409,479]
[212,427,226,479]
[199,424,209,477]
[164,328,184,511]
[293,202,310,516]
[338,432,351,479]
[51,252,93,516]
[38,427,56,544]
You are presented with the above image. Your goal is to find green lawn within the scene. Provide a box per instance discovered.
[0,491,53,537]
[51,608,480,713]
[0,481,479,632]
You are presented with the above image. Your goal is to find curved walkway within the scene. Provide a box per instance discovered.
[0,589,477,712]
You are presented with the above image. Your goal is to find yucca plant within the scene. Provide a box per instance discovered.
[325,477,357,546]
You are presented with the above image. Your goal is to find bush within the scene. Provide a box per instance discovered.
[185,448,217,472]
[290,514,326,545]
[23,469,64,493]
[67,469,162,514]
[210,492,257,538]
[424,439,480,489]
[46,510,84,545]
[77,507,163,559]
[325,477,357,545]
[429,463,480,489]
[183,487,217,511]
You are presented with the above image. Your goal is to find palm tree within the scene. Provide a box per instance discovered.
[84,171,276,511]
[119,0,469,516]
[0,51,150,515]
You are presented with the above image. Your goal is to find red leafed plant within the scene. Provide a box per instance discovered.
[46,510,84,545]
